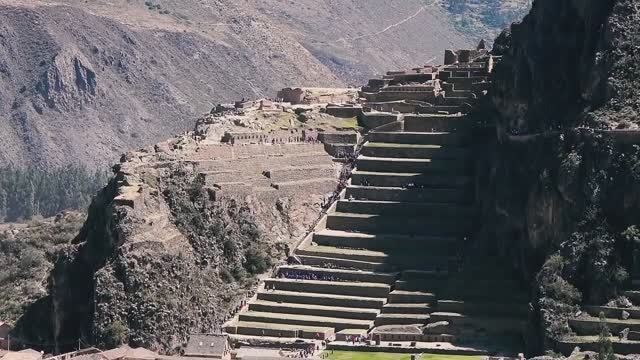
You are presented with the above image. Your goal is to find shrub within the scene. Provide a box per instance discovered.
[537,254,582,343]
[597,312,615,360]
[538,254,581,305]
[104,320,129,348]
[243,246,272,275]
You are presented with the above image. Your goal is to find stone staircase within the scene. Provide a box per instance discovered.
[225,53,528,355]
[225,125,527,355]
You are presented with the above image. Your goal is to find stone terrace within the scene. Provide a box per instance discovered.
[225,46,528,356]
[557,276,640,355]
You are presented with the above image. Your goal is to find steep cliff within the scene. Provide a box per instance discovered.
[477,0,640,352]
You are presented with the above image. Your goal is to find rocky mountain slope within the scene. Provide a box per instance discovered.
[439,0,533,42]
[0,0,531,168]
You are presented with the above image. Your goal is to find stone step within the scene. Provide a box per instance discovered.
[297,245,454,269]
[256,290,386,309]
[312,229,457,251]
[336,199,474,217]
[296,245,390,263]
[403,114,475,132]
[400,269,450,280]
[396,276,522,294]
[297,254,387,272]
[263,165,336,182]
[370,331,457,344]
[557,336,640,356]
[445,76,488,83]
[270,178,337,192]
[351,170,473,188]
[194,152,331,172]
[445,89,475,98]
[318,132,358,144]
[361,142,470,160]
[238,311,373,331]
[263,278,390,298]
[583,305,640,320]
[356,155,472,174]
[277,265,397,284]
[394,280,437,292]
[227,321,334,339]
[439,97,476,106]
[388,290,436,304]
[436,300,529,317]
[346,185,472,204]
[398,278,516,293]
[374,313,431,326]
[430,312,526,330]
[249,300,379,320]
[570,316,640,335]
[325,212,471,235]
[418,105,471,115]
[368,131,469,146]
[324,143,357,158]
[431,279,528,302]
[381,303,433,314]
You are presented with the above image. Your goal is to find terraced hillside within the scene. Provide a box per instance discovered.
[225,52,529,355]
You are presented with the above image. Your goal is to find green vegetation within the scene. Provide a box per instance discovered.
[322,352,483,360]
[598,312,616,360]
[0,212,85,324]
[162,171,276,282]
[0,165,109,223]
[103,320,129,348]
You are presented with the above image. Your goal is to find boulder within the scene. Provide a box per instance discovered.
[423,321,450,334]
[622,310,631,320]
[619,327,630,340]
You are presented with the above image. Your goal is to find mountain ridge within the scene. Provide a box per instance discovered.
[0,0,530,168]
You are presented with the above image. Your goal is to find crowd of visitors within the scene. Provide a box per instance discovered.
[278,270,343,282]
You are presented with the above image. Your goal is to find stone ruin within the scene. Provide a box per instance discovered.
[277,87,359,105]
[357,42,496,129]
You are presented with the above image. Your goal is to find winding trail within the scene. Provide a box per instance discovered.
[335,5,426,43]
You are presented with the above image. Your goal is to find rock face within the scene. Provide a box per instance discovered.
[492,0,640,132]
[475,0,640,352]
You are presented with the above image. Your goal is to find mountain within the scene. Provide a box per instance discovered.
[0,0,530,168]
[438,0,533,42]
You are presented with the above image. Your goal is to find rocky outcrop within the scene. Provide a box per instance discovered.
[491,0,640,133]
[35,50,97,110]
[12,105,352,353]
[476,0,640,352]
